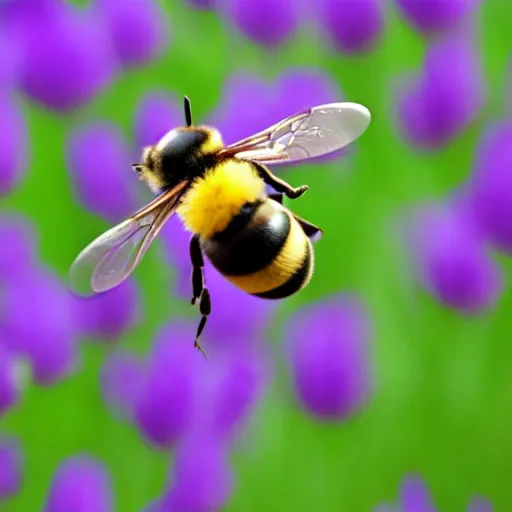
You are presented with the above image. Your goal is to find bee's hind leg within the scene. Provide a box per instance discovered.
[189,235,210,359]
[268,193,284,204]
[293,214,323,242]
[254,162,308,199]
[268,193,322,241]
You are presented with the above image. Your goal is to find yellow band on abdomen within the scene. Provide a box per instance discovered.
[224,213,308,295]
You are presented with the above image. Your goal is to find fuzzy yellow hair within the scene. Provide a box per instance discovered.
[177,159,265,238]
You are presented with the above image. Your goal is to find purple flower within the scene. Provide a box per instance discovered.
[201,264,277,348]
[375,475,494,512]
[184,0,216,9]
[284,294,372,420]
[400,475,437,512]
[207,72,274,145]
[133,90,183,150]
[0,28,22,88]
[140,498,164,512]
[0,267,80,385]
[395,0,481,35]
[395,27,484,150]
[162,435,233,512]
[209,67,340,146]
[194,345,269,440]
[93,0,169,68]
[319,0,384,54]
[467,498,493,512]
[0,345,21,417]
[406,202,502,314]
[43,455,113,512]
[464,121,512,254]
[219,0,300,48]
[0,214,38,283]
[75,280,142,341]
[100,350,145,419]
[14,1,118,112]
[0,90,29,196]
[134,321,203,449]
[0,436,22,500]
[66,121,139,222]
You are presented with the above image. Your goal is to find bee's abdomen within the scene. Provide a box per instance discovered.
[201,199,313,299]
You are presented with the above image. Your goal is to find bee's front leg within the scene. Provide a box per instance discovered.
[253,162,308,199]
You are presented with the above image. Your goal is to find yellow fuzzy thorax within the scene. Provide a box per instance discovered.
[177,159,265,238]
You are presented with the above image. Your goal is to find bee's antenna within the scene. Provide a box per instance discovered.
[184,96,192,127]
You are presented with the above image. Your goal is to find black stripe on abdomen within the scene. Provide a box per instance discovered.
[201,201,290,276]
[253,240,313,299]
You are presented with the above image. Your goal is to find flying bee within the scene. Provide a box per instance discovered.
[69,96,371,356]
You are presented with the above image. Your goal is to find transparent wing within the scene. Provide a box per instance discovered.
[68,181,188,296]
[220,102,371,165]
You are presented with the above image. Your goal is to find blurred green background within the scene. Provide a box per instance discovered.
[2,0,512,510]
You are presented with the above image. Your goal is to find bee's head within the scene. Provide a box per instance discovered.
[132,97,224,193]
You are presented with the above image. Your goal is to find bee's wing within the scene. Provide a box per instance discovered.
[69,181,188,296]
[220,102,371,165]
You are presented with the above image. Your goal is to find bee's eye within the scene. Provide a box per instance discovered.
[132,164,143,174]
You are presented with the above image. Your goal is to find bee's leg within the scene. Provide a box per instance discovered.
[190,235,204,305]
[268,192,321,240]
[293,214,323,242]
[194,289,211,360]
[253,163,308,199]
[268,192,284,204]
[189,235,210,359]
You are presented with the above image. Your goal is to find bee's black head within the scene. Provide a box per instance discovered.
[133,97,224,193]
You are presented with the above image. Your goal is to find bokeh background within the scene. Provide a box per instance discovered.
[1,0,512,510]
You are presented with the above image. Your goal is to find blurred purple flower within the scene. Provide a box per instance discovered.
[209,67,340,145]
[406,202,502,314]
[467,498,493,512]
[0,436,22,500]
[67,121,139,223]
[400,475,437,512]
[140,498,164,512]
[207,72,274,145]
[319,0,384,54]
[185,0,216,9]
[464,121,512,254]
[375,475,493,512]
[94,0,169,68]
[395,28,484,149]
[284,294,372,420]
[13,2,118,112]
[133,90,183,150]
[134,321,203,449]
[0,90,29,196]
[43,455,113,512]
[100,350,145,419]
[0,214,38,283]
[0,267,80,385]
[395,0,481,35]
[194,345,269,440]
[75,280,142,341]
[162,435,233,512]
[219,0,300,48]
[202,264,277,347]
[0,28,22,87]
[0,345,21,417]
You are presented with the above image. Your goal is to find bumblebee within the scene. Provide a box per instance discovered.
[69,97,371,356]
